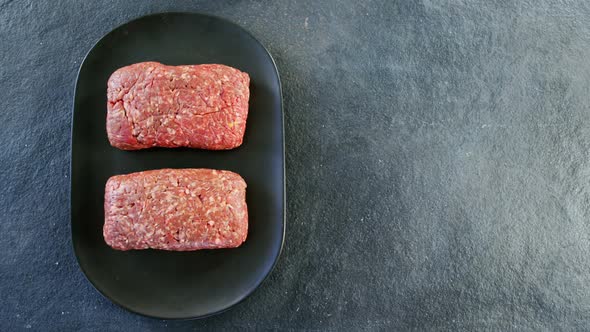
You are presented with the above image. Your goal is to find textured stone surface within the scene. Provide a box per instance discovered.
[2,0,590,330]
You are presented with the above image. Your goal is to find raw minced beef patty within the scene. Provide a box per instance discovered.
[106,62,250,150]
[103,169,248,251]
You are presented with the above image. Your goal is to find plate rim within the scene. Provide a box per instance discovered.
[69,11,286,320]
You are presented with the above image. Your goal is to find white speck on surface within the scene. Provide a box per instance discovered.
[304,17,309,29]
[55,262,59,265]
[25,325,31,329]
[296,307,300,312]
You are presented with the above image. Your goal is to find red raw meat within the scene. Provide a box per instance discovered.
[107,62,250,150]
[103,169,248,251]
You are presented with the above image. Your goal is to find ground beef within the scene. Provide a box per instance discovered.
[106,62,250,150]
[103,169,248,251]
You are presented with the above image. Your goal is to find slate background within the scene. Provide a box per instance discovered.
[2,0,590,330]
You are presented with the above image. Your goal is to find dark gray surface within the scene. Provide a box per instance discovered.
[2,0,590,330]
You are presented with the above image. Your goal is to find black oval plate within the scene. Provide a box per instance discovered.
[71,12,284,319]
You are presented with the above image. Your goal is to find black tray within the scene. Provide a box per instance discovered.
[71,12,285,319]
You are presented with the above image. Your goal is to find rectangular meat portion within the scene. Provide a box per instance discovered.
[103,169,248,251]
[107,62,250,150]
